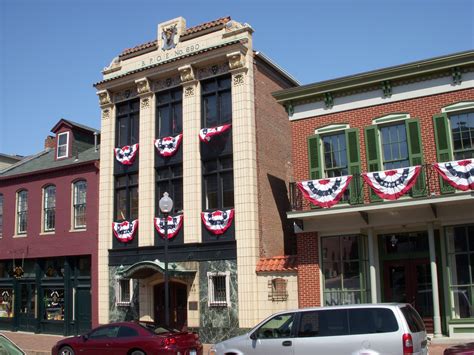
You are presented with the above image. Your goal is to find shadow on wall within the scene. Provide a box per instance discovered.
[266,174,296,255]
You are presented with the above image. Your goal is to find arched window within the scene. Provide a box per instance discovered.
[73,180,87,229]
[43,185,56,232]
[16,190,28,234]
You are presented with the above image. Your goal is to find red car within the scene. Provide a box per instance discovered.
[444,343,474,355]
[52,321,202,355]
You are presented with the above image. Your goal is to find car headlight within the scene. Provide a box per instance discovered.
[208,346,217,355]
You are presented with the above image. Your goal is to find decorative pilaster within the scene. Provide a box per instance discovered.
[96,89,116,324]
[179,65,201,244]
[135,77,155,247]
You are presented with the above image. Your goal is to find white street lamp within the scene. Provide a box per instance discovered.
[159,192,173,327]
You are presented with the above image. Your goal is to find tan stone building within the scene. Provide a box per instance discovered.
[94,16,299,342]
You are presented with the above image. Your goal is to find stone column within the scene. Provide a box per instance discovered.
[428,222,442,337]
[367,228,378,303]
[228,48,261,327]
[96,89,115,324]
[135,78,155,247]
[179,65,201,244]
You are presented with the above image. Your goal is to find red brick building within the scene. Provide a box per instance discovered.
[0,119,99,335]
[273,51,474,337]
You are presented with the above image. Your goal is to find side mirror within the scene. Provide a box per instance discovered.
[82,334,89,341]
[249,332,257,340]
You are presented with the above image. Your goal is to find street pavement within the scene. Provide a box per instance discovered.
[0,330,468,355]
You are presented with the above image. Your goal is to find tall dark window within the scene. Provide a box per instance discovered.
[156,88,182,137]
[156,165,183,214]
[380,123,410,169]
[73,180,87,229]
[17,190,28,234]
[449,111,474,159]
[115,174,138,221]
[201,76,232,128]
[203,156,234,210]
[116,99,140,147]
[43,185,56,232]
[322,133,348,177]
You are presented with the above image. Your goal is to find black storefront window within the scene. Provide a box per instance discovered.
[43,288,65,321]
[203,156,234,211]
[0,288,14,318]
[43,258,65,278]
[116,100,140,147]
[201,76,232,128]
[156,165,183,214]
[156,88,183,138]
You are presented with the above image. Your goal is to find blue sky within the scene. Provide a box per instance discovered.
[1,0,473,156]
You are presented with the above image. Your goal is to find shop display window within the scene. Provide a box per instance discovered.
[0,289,14,318]
[43,289,64,321]
[43,258,65,278]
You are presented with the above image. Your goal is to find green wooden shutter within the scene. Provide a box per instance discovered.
[364,125,382,201]
[433,114,455,194]
[406,118,425,197]
[308,134,322,179]
[346,128,363,204]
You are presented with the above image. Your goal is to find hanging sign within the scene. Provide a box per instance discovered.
[362,166,421,200]
[13,266,24,279]
[199,124,231,143]
[154,134,182,157]
[433,159,474,191]
[201,209,234,235]
[112,220,138,242]
[154,215,183,239]
[114,143,139,165]
[297,176,353,208]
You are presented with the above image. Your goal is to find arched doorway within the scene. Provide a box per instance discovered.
[154,282,187,330]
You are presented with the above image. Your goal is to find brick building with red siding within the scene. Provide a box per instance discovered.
[0,119,99,336]
[273,51,474,338]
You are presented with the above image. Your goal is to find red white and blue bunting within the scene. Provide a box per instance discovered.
[112,220,138,243]
[201,209,234,235]
[114,144,139,165]
[154,134,182,157]
[433,159,474,191]
[154,215,183,239]
[362,166,421,200]
[297,176,353,208]
[199,124,232,143]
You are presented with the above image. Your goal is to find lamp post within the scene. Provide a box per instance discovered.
[159,192,173,327]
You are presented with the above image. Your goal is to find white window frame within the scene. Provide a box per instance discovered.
[72,180,87,230]
[42,185,56,232]
[16,190,28,235]
[207,271,230,307]
[115,278,133,306]
[56,132,69,159]
[442,101,474,161]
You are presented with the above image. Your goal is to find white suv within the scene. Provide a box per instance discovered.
[209,303,428,355]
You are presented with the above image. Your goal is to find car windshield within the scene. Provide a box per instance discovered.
[137,322,180,335]
[0,335,25,355]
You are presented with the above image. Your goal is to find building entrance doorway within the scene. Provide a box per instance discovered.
[17,282,37,332]
[383,259,434,332]
[154,282,187,330]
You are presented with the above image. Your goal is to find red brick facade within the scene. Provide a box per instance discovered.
[296,232,320,307]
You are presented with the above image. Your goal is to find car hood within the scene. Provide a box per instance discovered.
[55,336,82,346]
[215,334,249,350]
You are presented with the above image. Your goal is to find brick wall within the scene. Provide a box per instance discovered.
[254,59,297,256]
[291,88,474,190]
[297,232,321,307]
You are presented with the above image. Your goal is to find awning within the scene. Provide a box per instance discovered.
[117,259,196,279]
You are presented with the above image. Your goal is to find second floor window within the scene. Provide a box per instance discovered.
[156,88,183,137]
[116,100,140,147]
[43,185,56,232]
[322,133,349,177]
[156,165,183,214]
[73,180,87,229]
[115,174,138,221]
[201,76,232,128]
[17,190,28,234]
[449,111,474,160]
[56,132,69,159]
[380,123,409,169]
[0,194,3,238]
[203,156,234,210]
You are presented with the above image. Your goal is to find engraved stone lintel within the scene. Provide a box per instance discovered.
[178,65,195,83]
[135,77,152,95]
[233,73,245,86]
[227,51,247,70]
[140,97,151,109]
[184,85,195,97]
[97,89,112,107]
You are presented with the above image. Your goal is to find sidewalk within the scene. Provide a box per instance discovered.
[0,330,469,355]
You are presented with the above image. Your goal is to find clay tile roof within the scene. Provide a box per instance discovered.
[256,255,298,273]
[119,16,231,58]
